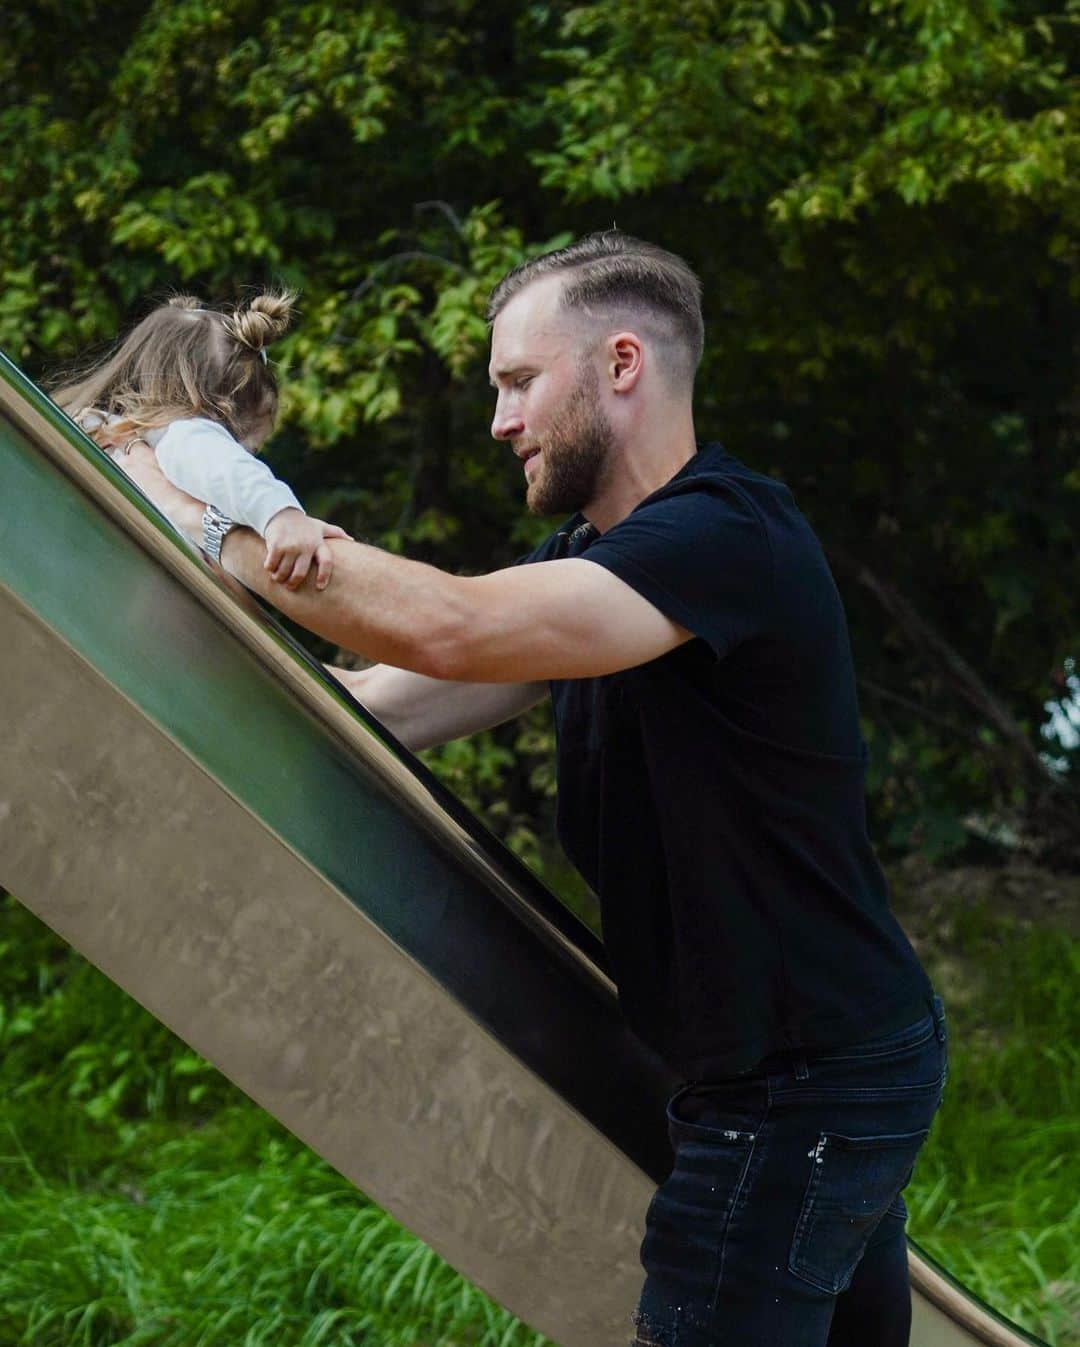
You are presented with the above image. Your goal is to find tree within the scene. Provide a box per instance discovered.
[3,0,1077,872]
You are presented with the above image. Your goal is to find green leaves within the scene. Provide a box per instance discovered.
[534,0,1079,236]
[111,174,286,277]
[219,6,407,161]
[2,0,1076,860]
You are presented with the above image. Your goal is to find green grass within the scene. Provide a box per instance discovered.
[1,887,1077,1345]
[904,904,1080,1345]
[0,894,546,1347]
[0,1122,546,1347]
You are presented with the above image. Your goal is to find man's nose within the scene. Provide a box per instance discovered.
[491,402,524,441]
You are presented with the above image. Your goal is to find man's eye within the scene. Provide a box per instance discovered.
[515,375,534,390]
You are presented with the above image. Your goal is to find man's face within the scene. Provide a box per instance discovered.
[489,277,615,517]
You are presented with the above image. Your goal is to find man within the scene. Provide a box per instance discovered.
[119,232,946,1346]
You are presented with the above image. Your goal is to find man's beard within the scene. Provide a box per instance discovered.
[526,362,615,517]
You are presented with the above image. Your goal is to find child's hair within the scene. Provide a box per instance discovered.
[51,289,296,447]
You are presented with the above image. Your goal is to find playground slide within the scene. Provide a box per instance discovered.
[0,352,1044,1347]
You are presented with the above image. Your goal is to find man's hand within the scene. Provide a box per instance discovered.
[264,508,352,592]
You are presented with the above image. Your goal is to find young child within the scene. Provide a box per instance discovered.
[52,290,348,590]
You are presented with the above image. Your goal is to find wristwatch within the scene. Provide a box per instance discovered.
[201,504,237,564]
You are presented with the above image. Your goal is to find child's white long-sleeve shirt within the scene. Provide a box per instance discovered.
[142,417,302,536]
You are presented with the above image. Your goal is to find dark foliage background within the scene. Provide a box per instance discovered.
[3,0,1078,875]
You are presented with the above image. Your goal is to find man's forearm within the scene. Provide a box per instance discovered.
[115,443,471,676]
[328,664,546,750]
[220,527,468,675]
[116,440,684,686]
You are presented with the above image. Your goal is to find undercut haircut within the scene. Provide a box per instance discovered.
[487,231,704,387]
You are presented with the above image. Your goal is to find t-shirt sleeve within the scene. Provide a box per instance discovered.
[153,418,303,537]
[581,480,773,659]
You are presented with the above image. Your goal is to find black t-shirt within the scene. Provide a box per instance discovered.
[519,442,931,1077]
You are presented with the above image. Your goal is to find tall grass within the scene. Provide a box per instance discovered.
[1,889,1076,1345]
[905,905,1080,1345]
[0,1123,546,1347]
[0,893,547,1347]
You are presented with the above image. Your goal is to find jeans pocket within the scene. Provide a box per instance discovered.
[788,1128,929,1294]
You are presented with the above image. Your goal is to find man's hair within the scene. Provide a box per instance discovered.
[51,289,296,447]
[487,231,704,387]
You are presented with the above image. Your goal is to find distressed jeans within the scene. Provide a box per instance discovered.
[634,995,948,1347]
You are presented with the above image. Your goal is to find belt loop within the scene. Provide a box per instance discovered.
[794,1053,809,1082]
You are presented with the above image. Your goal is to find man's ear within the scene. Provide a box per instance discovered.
[608,332,644,393]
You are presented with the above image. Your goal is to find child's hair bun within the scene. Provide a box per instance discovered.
[225,289,296,356]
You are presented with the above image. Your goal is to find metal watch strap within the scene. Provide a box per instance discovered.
[201,504,236,563]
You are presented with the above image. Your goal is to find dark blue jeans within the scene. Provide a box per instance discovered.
[634,996,948,1347]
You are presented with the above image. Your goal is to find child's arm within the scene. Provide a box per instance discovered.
[153,418,348,590]
[153,417,301,536]
[263,508,350,590]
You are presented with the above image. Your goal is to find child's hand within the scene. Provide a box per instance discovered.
[263,509,352,591]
